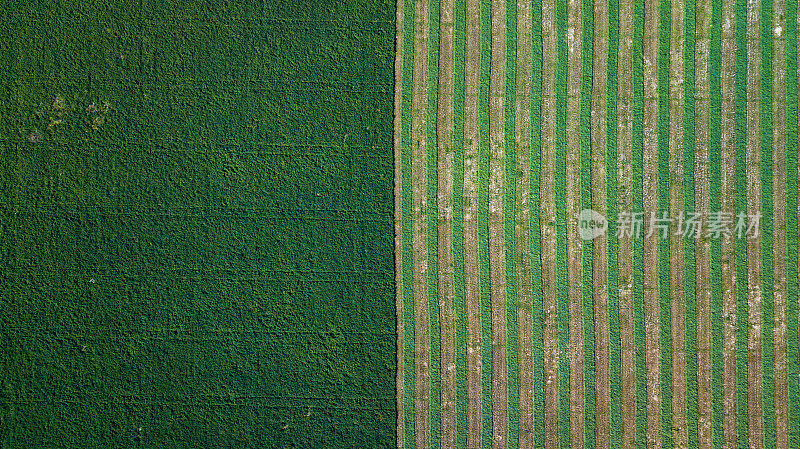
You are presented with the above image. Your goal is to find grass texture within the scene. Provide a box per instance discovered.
[0,0,396,447]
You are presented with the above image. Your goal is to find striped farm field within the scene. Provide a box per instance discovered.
[394,0,800,447]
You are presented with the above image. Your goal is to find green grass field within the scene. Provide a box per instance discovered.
[0,1,397,447]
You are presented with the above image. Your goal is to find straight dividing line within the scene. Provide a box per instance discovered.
[770,0,789,448]
[450,0,468,444]
[539,0,559,445]
[734,0,750,444]
[655,0,672,447]
[759,0,776,445]
[488,0,509,445]
[411,0,432,445]
[463,0,483,445]
[683,0,699,447]
[503,1,519,447]
[591,0,612,446]
[605,0,623,445]
[667,0,687,447]
[631,0,647,446]
[695,0,715,447]
[398,0,417,445]
[707,0,726,444]
[478,0,493,446]
[528,1,546,446]
[554,0,571,444]
[426,0,442,446]
[718,0,739,445]
[785,1,800,448]
[566,0,587,445]
[617,0,636,445]
[436,0,456,445]
[579,0,596,446]
[514,0,534,446]
[745,0,765,445]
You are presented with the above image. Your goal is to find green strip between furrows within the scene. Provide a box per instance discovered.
[451,0,468,445]
[657,0,672,446]
[630,0,646,446]
[771,1,788,448]
[555,0,571,445]
[683,1,699,447]
[580,0,596,446]
[605,0,622,445]
[529,2,546,446]
[708,0,725,443]
[478,1,493,446]
[759,0,775,445]
[426,0,441,446]
[734,0,750,444]
[400,0,417,445]
[504,1,520,447]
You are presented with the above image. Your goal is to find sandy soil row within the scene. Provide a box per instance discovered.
[616,1,636,446]
[464,0,483,447]
[695,2,713,447]
[591,0,610,446]
[489,0,509,446]
[771,1,789,448]
[411,0,431,447]
[642,2,662,447]
[746,0,764,447]
[437,0,456,445]
[515,1,535,446]
[566,0,585,446]
[540,0,560,447]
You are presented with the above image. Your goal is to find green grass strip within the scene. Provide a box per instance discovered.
[451,0,468,445]
[657,1,673,446]
[759,0,775,446]
[708,0,725,444]
[400,0,417,446]
[786,0,800,445]
[580,1,596,446]
[733,0,749,444]
[606,0,622,445]
[555,0,571,445]
[683,1,698,446]
[478,1,493,446]
[529,3,545,445]
[504,1,519,447]
[426,0,442,446]
[631,0,646,446]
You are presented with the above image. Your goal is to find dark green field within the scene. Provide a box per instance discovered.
[0,0,396,447]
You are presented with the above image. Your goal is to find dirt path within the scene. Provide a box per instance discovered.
[642,2,662,447]
[514,0,535,445]
[667,0,687,446]
[616,0,636,446]
[771,1,789,448]
[591,0,610,446]
[540,0,559,446]
[719,0,737,446]
[437,0,456,445]
[566,0,585,446]
[746,0,764,446]
[464,0,482,446]
[411,0,431,446]
[394,1,406,445]
[694,2,713,447]
[489,0,509,445]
